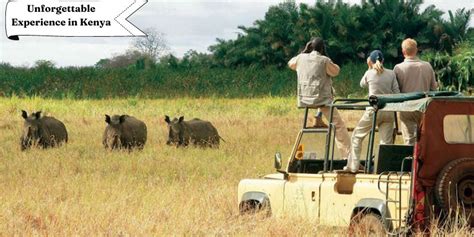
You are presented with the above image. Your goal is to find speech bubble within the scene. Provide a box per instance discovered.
[5,0,147,40]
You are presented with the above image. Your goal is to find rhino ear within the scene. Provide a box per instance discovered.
[21,110,28,119]
[178,116,184,123]
[119,115,126,124]
[34,111,42,119]
[164,115,171,124]
[105,115,111,124]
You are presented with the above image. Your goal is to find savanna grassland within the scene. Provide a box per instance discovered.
[0,96,359,236]
[0,97,472,236]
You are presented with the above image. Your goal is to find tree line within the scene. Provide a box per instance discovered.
[208,0,472,68]
[0,0,472,97]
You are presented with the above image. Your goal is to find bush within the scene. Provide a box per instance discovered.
[423,41,473,91]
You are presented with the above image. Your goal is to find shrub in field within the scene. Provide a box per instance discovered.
[423,41,473,91]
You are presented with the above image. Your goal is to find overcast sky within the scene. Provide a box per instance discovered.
[0,0,472,67]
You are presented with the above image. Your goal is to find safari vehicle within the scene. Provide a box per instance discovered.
[238,92,474,235]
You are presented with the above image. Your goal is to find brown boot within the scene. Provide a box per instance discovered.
[312,116,328,128]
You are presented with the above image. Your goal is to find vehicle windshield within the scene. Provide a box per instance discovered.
[295,132,327,160]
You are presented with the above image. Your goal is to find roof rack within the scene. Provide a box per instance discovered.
[369,91,461,110]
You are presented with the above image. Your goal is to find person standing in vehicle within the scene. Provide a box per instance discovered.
[394,38,438,145]
[344,50,400,172]
[288,37,351,160]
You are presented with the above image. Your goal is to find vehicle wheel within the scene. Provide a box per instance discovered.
[435,158,474,226]
[239,200,270,216]
[349,212,386,237]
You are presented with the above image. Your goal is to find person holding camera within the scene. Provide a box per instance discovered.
[288,37,351,160]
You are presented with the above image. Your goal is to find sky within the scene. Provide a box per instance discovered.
[0,0,473,67]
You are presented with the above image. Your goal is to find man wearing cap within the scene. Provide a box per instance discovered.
[394,38,438,145]
[344,50,400,172]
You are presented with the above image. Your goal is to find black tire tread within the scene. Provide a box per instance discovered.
[349,212,385,237]
[435,158,474,210]
[239,200,271,216]
[434,157,474,227]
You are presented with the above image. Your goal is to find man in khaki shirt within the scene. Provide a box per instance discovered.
[288,38,351,159]
[394,38,438,144]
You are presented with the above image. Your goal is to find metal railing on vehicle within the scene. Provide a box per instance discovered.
[377,170,411,235]
[301,98,402,173]
[324,99,369,172]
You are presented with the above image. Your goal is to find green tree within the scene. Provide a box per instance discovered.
[34,60,55,69]
[208,0,471,68]
[95,50,154,69]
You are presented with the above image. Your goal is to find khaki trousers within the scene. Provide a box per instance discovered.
[399,111,422,145]
[319,107,351,159]
[351,108,395,161]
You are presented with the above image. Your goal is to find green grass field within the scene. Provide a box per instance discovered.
[0,63,366,99]
[0,97,472,235]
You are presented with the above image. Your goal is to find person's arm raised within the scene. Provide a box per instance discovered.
[326,59,340,77]
[360,71,369,88]
[288,55,299,71]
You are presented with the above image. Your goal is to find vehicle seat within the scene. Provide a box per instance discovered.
[374,144,414,174]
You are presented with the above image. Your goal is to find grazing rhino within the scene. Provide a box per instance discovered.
[20,110,68,151]
[103,114,147,150]
[165,115,222,148]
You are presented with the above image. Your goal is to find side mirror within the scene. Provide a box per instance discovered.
[274,152,282,170]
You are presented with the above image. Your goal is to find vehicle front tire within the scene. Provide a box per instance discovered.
[349,212,385,237]
[239,200,271,216]
[435,157,474,227]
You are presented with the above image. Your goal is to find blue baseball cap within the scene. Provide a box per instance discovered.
[369,50,384,63]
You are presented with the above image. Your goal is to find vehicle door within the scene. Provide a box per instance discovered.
[283,131,327,221]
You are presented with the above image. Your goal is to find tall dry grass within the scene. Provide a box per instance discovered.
[0,97,472,236]
[0,96,329,235]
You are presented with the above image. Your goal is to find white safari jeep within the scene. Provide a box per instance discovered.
[238,92,474,235]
